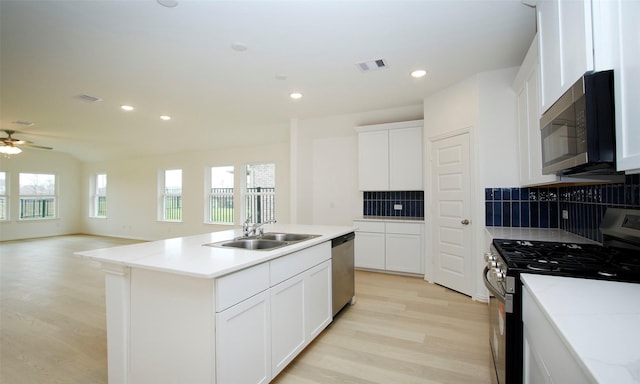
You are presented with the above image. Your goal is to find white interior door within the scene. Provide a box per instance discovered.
[431,132,473,296]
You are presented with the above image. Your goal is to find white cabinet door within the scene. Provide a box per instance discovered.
[304,260,332,340]
[538,0,562,113]
[603,0,640,172]
[270,273,305,377]
[358,130,389,190]
[270,259,332,377]
[522,286,591,384]
[389,127,423,190]
[538,0,594,113]
[354,231,385,269]
[216,291,271,384]
[515,36,559,186]
[356,120,424,191]
[385,233,423,274]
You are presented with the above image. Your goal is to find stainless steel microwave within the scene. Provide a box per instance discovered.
[541,70,616,175]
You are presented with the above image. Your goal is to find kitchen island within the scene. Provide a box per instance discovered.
[76,224,354,384]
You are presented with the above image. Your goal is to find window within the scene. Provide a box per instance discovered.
[19,173,56,220]
[0,172,6,220]
[244,163,275,223]
[91,174,107,218]
[207,166,234,224]
[160,169,182,221]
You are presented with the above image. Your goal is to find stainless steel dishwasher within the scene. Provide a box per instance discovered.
[331,232,355,317]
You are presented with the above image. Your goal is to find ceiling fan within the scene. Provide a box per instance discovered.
[0,130,53,154]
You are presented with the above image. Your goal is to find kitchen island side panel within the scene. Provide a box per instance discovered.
[129,268,215,384]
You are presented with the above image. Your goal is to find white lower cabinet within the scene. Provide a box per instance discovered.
[385,231,422,273]
[354,220,424,274]
[216,242,332,384]
[271,272,305,376]
[271,260,331,377]
[354,225,385,269]
[522,285,591,384]
[216,291,271,384]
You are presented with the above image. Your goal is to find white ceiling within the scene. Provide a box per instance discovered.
[0,0,536,162]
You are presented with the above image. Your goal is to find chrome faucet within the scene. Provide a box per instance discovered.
[243,218,276,237]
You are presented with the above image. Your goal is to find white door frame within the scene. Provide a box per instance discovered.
[424,127,483,301]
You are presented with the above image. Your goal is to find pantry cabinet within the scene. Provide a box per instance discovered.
[353,220,424,275]
[356,120,423,191]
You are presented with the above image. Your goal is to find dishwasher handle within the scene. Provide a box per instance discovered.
[332,232,355,247]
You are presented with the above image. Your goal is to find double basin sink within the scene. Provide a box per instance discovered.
[204,232,320,251]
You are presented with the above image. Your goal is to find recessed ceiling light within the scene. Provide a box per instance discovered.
[121,105,134,111]
[290,92,303,100]
[411,69,427,78]
[160,115,171,121]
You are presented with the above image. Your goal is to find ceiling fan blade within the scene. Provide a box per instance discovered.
[24,143,53,150]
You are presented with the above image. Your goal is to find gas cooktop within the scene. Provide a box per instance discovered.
[492,238,640,283]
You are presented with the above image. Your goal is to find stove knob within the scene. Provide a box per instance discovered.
[486,260,498,269]
[491,268,505,282]
[484,252,496,262]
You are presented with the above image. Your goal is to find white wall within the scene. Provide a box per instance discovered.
[0,149,82,241]
[292,105,424,226]
[423,67,519,301]
[81,141,290,241]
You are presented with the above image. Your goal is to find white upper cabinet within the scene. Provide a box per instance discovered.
[537,0,640,172]
[357,130,389,191]
[597,0,640,172]
[356,120,423,191]
[514,35,559,186]
[537,0,595,114]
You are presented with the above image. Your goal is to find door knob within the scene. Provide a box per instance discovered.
[461,219,470,225]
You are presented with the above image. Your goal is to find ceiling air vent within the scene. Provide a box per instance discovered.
[357,58,388,72]
[75,94,103,103]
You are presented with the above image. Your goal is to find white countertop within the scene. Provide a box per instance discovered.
[76,224,354,279]
[354,216,425,223]
[486,227,599,244]
[521,274,640,383]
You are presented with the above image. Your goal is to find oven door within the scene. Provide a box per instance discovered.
[483,267,512,384]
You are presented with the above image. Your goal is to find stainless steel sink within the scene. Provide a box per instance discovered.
[218,239,287,250]
[261,232,319,242]
[204,232,319,251]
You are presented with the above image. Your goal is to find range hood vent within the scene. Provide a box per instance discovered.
[357,58,388,72]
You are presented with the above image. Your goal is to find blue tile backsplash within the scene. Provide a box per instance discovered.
[363,191,424,218]
[485,174,640,243]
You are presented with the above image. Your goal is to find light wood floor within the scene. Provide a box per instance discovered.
[1,235,491,384]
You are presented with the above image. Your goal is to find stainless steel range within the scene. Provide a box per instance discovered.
[483,208,640,384]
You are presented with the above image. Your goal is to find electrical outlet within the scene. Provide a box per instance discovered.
[562,210,569,220]
[394,204,402,211]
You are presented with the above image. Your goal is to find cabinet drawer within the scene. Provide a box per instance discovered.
[270,242,331,286]
[353,220,385,233]
[216,262,270,312]
[386,222,423,235]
